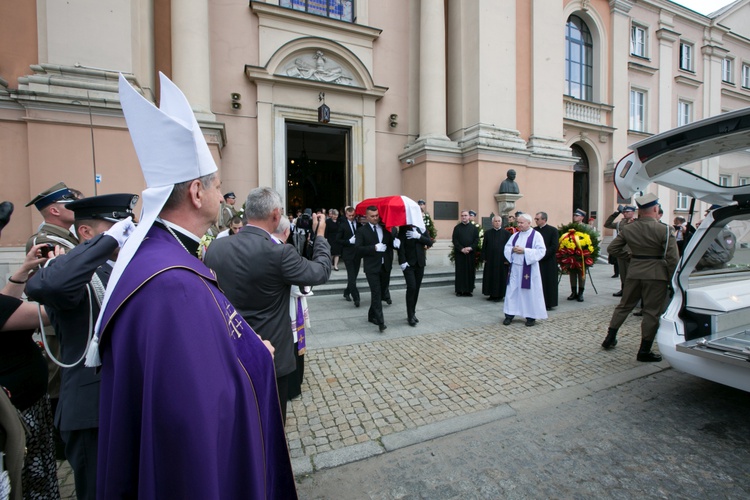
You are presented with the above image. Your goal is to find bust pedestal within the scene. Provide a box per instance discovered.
[495,193,523,224]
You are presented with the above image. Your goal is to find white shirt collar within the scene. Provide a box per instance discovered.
[159,218,201,242]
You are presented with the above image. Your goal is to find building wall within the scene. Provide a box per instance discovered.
[1,0,750,254]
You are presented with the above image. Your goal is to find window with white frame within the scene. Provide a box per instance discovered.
[743,63,750,88]
[719,175,731,187]
[565,15,594,101]
[723,58,734,83]
[630,89,646,132]
[680,42,693,71]
[740,177,749,186]
[280,0,354,22]
[630,24,647,58]
[678,100,692,127]
[676,192,689,211]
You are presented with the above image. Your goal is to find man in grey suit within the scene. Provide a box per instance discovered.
[26,193,137,500]
[204,187,331,421]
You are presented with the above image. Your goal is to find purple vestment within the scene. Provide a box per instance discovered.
[96,227,296,499]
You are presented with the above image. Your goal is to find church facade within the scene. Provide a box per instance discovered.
[1,0,749,249]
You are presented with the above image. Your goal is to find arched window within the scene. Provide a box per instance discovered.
[565,15,593,101]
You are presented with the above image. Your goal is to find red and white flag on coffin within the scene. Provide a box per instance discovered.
[355,195,426,231]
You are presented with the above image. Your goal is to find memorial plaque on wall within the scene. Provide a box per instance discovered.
[481,216,493,230]
[434,201,459,220]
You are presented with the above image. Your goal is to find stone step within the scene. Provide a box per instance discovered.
[313,266,480,295]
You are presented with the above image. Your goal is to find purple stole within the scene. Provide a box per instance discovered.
[295,299,306,355]
[507,230,534,289]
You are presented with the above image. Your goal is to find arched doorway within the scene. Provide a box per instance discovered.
[286,121,350,214]
[571,144,589,216]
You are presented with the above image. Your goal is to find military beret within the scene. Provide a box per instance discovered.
[635,193,659,209]
[26,182,76,211]
[67,193,139,222]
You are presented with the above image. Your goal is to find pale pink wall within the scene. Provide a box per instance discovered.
[0,0,37,88]
[0,121,32,246]
[515,0,532,141]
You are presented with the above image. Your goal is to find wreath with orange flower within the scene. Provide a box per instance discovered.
[556,222,600,277]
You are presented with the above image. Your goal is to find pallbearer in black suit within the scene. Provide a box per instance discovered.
[337,206,361,307]
[534,211,560,311]
[482,215,511,302]
[26,193,138,500]
[355,206,395,332]
[396,224,433,326]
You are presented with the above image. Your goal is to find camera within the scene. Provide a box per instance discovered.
[405,159,415,165]
[39,243,54,258]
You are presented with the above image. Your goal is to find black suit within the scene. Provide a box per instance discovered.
[355,223,394,327]
[26,232,118,500]
[337,218,361,302]
[535,223,560,309]
[396,226,433,321]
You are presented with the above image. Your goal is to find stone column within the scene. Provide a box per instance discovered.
[171,0,214,120]
[656,16,679,214]
[609,1,632,165]
[702,42,728,185]
[418,0,449,141]
[527,0,569,157]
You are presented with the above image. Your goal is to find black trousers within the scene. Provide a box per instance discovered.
[276,374,290,424]
[343,256,361,301]
[403,265,424,319]
[287,344,305,401]
[366,264,389,325]
[60,428,98,500]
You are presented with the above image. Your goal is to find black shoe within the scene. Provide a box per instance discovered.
[408,317,417,327]
[486,296,496,301]
[386,298,392,305]
[344,295,352,302]
[612,290,623,297]
[611,274,619,278]
[601,328,618,349]
[354,300,360,308]
[576,293,584,302]
[502,316,513,326]
[633,311,643,317]
[567,292,577,300]
[525,318,535,327]
[546,307,552,311]
[637,351,662,362]
[456,292,463,297]
[412,316,419,323]
[379,323,387,332]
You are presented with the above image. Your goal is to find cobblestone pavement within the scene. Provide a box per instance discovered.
[295,368,750,499]
[56,256,652,496]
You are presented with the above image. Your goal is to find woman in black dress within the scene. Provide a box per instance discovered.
[325,209,342,270]
[0,201,60,499]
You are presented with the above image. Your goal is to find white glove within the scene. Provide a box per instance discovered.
[400,262,409,271]
[104,217,135,248]
[375,243,386,252]
[393,239,401,249]
[406,229,421,240]
[349,235,356,244]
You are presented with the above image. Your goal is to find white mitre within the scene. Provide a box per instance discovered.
[85,72,217,367]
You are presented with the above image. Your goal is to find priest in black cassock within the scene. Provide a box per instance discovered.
[482,215,510,301]
[534,211,560,310]
[452,210,480,296]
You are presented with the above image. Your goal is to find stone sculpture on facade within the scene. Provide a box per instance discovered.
[495,169,522,224]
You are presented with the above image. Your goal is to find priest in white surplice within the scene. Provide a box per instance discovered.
[502,213,548,327]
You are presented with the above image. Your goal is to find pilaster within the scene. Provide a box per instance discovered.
[171,0,214,120]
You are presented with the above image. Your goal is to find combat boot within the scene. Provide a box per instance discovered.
[636,339,662,362]
[567,288,577,300]
[576,285,584,302]
[601,328,618,349]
